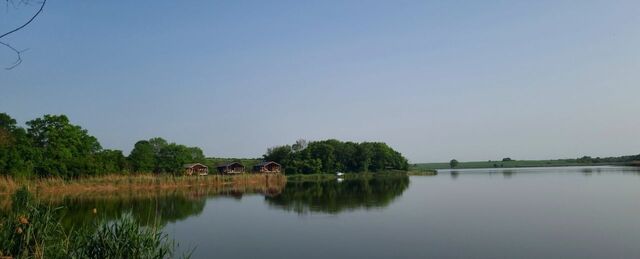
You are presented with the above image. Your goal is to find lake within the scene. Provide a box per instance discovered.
[45,166,640,258]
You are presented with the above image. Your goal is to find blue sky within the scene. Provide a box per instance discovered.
[1,0,639,162]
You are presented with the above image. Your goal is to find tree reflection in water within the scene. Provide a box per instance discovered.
[0,174,413,225]
[0,178,287,228]
[266,174,410,214]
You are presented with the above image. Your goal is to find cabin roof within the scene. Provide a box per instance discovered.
[183,163,207,168]
[216,162,244,168]
[255,161,280,167]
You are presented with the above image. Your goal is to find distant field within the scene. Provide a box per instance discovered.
[413,160,625,170]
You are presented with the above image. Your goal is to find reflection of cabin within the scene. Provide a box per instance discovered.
[183,163,208,176]
[253,161,282,173]
[216,162,245,174]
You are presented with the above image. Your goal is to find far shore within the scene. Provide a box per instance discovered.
[414,160,639,171]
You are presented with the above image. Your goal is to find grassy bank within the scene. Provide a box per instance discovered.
[414,160,629,170]
[0,173,286,197]
[1,187,186,259]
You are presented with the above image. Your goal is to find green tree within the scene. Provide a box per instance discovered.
[0,113,36,176]
[264,139,409,175]
[95,149,128,174]
[128,140,156,172]
[128,137,205,174]
[307,142,336,172]
[449,159,459,168]
[156,143,202,174]
[26,114,101,177]
[263,145,293,165]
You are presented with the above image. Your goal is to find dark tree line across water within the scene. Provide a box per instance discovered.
[266,174,410,214]
[575,155,640,164]
[0,113,409,177]
[263,139,409,174]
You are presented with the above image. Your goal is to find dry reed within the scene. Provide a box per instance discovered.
[0,173,286,197]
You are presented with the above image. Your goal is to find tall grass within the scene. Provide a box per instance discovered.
[70,214,184,259]
[0,173,286,196]
[0,187,188,259]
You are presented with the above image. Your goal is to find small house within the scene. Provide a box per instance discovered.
[183,163,208,176]
[253,161,282,173]
[216,162,245,174]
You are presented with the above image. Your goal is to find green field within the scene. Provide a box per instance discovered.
[413,159,627,170]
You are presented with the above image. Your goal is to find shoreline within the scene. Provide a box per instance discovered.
[0,171,421,197]
[414,161,638,171]
[0,173,287,196]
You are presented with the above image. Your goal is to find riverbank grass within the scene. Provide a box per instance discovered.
[1,187,187,259]
[0,173,286,196]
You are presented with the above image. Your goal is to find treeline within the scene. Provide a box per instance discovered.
[263,139,409,174]
[128,137,205,173]
[575,155,640,164]
[0,113,205,178]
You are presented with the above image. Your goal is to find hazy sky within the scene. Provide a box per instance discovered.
[1,1,639,162]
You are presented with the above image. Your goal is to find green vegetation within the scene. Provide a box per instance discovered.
[449,159,459,168]
[415,155,640,170]
[264,139,409,174]
[129,137,206,174]
[1,113,409,178]
[0,112,208,178]
[0,174,287,199]
[0,187,185,259]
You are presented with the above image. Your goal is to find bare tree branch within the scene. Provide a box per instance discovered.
[1,0,46,69]
[0,41,27,70]
[0,0,46,40]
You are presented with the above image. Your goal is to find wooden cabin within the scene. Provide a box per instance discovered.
[183,163,208,176]
[216,162,245,174]
[253,161,282,173]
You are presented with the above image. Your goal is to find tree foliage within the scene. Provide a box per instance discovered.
[263,139,409,174]
[127,137,205,174]
[449,159,459,168]
[0,112,205,178]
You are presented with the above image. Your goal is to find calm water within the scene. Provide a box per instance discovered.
[55,166,640,258]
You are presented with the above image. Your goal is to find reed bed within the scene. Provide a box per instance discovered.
[1,187,186,259]
[0,173,286,196]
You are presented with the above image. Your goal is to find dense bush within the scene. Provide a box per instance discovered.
[263,139,409,174]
